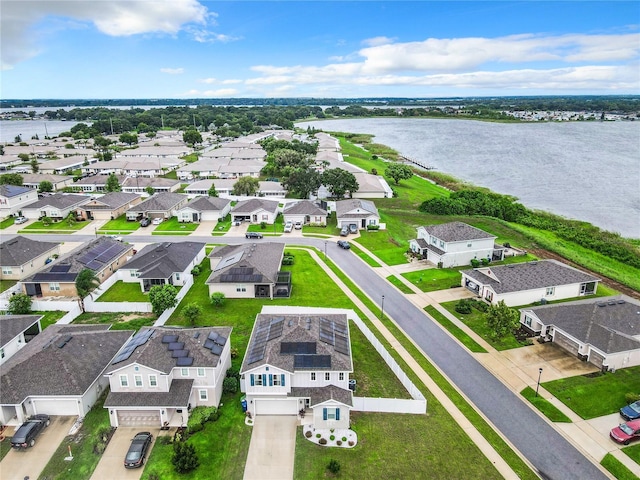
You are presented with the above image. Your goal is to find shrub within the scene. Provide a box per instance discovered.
[471,300,489,312]
[190,265,201,276]
[319,438,327,445]
[172,442,199,473]
[470,258,480,268]
[366,224,380,230]
[305,430,312,438]
[158,435,173,445]
[329,435,335,441]
[316,433,321,438]
[187,422,204,435]
[260,221,267,229]
[187,406,217,430]
[226,366,240,380]
[336,440,342,446]
[625,393,640,404]
[327,459,341,474]
[348,440,354,446]
[210,291,226,307]
[481,258,490,266]
[455,299,472,314]
[223,376,239,394]
[341,436,347,442]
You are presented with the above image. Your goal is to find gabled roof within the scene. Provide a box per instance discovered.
[122,177,180,189]
[0,315,42,348]
[79,192,140,210]
[128,192,186,212]
[123,242,205,279]
[206,243,284,285]
[23,193,88,210]
[283,200,327,216]
[335,199,379,217]
[422,222,496,243]
[0,236,59,266]
[0,325,133,404]
[104,379,193,408]
[461,260,599,294]
[526,296,640,354]
[0,184,32,198]
[290,385,353,407]
[179,196,231,213]
[230,198,279,215]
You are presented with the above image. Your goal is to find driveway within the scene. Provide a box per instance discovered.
[91,427,162,480]
[243,416,297,480]
[0,416,74,480]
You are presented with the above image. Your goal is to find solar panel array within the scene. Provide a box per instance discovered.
[319,317,350,356]
[50,264,71,273]
[79,242,128,271]
[176,357,194,366]
[210,344,223,355]
[111,329,154,364]
[281,342,316,355]
[168,342,185,351]
[246,316,283,365]
[294,354,331,369]
[267,317,284,340]
[219,267,262,283]
[171,349,189,358]
[162,335,178,344]
[213,251,244,272]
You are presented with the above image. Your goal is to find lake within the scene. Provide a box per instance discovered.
[1,120,84,142]
[296,118,640,238]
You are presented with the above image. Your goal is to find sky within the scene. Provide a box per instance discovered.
[1,0,639,99]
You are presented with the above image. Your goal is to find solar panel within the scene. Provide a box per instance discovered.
[130,329,153,346]
[162,335,179,344]
[213,335,227,347]
[267,318,284,340]
[204,339,215,349]
[168,342,185,351]
[50,264,71,273]
[172,349,189,358]
[211,344,223,355]
[334,334,349,356]
[176,357,194,366]
[294,354,331,369]
[208,331,219,341]
[56,335,73,348]
[193,332,200,339]
[246,344,265,364]
[281,342,316,355]
[85,260,103,271]
[319,329,334,345]
[334,321,348,335]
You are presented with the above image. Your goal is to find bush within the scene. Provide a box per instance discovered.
[316,433,321,438]
[226,366,240,380]
[481,258,490,266]
[327,459,341,474]
[471,300,489,312]
[223,376,239,394]
[341,436,347,442]
[260,221,267,229]
[210,291,226,307]
[625,393,640,404]
[455,299,472,314]
[187,406,217,430]
[190,265,201,276]
[319,438,327,445]
[470,258,480,268]
[172,442,199,473]
[305,430,312,438]
[348,440,354,446]
[336,440,342,446]
[158,435,173,445]
[187,422,204,435]
[366,224,380,230]
[329,435,335,441]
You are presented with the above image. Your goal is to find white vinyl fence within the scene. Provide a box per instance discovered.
[155,275,195,326]
[83,273,153,313]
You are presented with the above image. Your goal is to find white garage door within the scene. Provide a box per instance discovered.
[255,399,298,415]
[32,398,78,416]
[116,409,161,427]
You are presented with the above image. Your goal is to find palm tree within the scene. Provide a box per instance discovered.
[75,268,100,311]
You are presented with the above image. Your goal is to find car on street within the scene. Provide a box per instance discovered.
[139,217,151,227]
[124,431,153,468]
[152,218,163,225]
[340,226,349,236]
[11,414,50,449]
[620,401,640,421]
[284,221,293,233]
[610,419,640,445]
[246,231,263,239]
[14,216,28,224]
[348,223,358,234]
[294,221,302,230]
[337,240,351,249]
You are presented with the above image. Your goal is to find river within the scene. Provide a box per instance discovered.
[297,118,640,239]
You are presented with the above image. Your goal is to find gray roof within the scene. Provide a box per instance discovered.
[104,379,194,408]
[230,198,279,215]
[206,243,284,285]
[423,222,496,243]
[461,260,599,294]
[526,295,640,354]
[24,193,88,210]
[0,315,42,348]
[283,200,327,216]
[104,326,232,374]
[128,192,186,212]
[240,313,353,374]
[79,192,140,210]
[123,241,204,280]
[73,175,125,186]
[0,184,31,198]
[0,325,133,404]
[181,196,231,212]
[335,199,379,217]
[0,236,59,266]
[290,385,353,407]
[122,177,180,189]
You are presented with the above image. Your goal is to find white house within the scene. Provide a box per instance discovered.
[335,199,380,230]
[461,259,600,307]
[20,193,88,221]
[176,196,231,223]
[125,192,188,221]
[0,185,38,217]
[230,198,279,224]
[0,236,60,281]
[283,200,328,226]
[0,315,42,366]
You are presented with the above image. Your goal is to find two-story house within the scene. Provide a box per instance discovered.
[0,315,42,366]
[103,326,232,427]
[0,185,38,217]
[240,312,353,430]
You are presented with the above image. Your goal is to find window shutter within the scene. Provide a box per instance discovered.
[336,408,340,421]
[323,408,327,420]
[263,374,267,386]
[250,374,254,386]
[269,374,273,386]
[281,374,285,386]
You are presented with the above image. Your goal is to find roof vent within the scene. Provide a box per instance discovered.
[529,261,538,265]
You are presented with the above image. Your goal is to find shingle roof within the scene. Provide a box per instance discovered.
[335,199,379,217]
[290,385,353,407]
[123,242,204,280]
[206,243,284,285]
[526,295,640,354]
[0,236,59,266]
[128,192,186,212]
[461,260,599,294]
[104,379,193,408]
[0,315,42,348]
[423,222,496,243]
[79,192,140,210]
[230,198,279,215]
[0,184,31,198]
[181,196,231,212]
[283,200,327,216]
[24,193,88,210]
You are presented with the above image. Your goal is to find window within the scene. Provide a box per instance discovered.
[0,348,4,359]
[149,375,157,387]
[323,407,341,421]
[524,316,533,327]
[181,368,189,377]
[339,372,344,381]
[119,375,128,387]
[255,374,263,386]
[467,242,472,247]
[310,372,316,381]
[134,375,143,387]
[49,282,60,291]
[272,375,281,386]
[199,389,208,401]
[325,372,330,381]
[176,273,181,281]
[130,271,137,277]
[197,368,205,377]
[236,285,246,292]
[545,287,555,296]
[2,266,12,275]
[439,240,445,248]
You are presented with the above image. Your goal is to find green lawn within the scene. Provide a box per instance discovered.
[542,366,640,419]
[349,242,382,267]
[600,453,639,480]
[385,275,414,294]
[72,311,156,332]
[520,386,572,422]
[212,216,232,235]
[0,217,14,229]
[96,280,150,302]
[98,214,141,233]
[21,219,87,232]
[623,443,640,464]
[0,280,17,293]
[38,310,68,329]
[424,305,487,353]
[152,217,198,234]
[0,435,13,461]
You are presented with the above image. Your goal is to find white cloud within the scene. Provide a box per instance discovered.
[362,36,395,47]
[161,67,184,74]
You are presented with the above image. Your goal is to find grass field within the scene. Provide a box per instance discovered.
[520,386,572,423]
[0,216,14,229]
[98,215,141,233]
[0,280,17,293]
[39,310,68,329]
[424,305,487,353]
[600,453,639,480]
[72,311,155,332]
[21,219,87,233]
[152,217,199,233]
[95,280,150,302]
[385,275,414,294]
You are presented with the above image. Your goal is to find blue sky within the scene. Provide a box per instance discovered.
[1,1,638,99]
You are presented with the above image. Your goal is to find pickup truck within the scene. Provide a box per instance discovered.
[11,414,50,449]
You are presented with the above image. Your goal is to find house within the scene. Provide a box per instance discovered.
[0,184,38,217]
[283,200,328,226]
[0,315,42,366]
[81,158,184,178]
[38,155,97,175]
[21,236,133,298]
[460,259,600,307]
[205,243,290,299]
[0,324,133,425]
[351,172,394,199]
[176,196,232,223]
[20,173,74,192]
[119,241,206,292]
[230,198,279,224]
[121,176,181,194]
[21,193,88,221]
[240,312,353,428]
[0,236,60,281]
[125,192,188,221]
[409,222,502,268]
[103,326,232,427]
[185,179,286,199]
[335,199,380,230]
[77,192,142,221]
[519,295,640,371]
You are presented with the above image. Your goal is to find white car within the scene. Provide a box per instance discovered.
[14,216,28,224]
[152,218,163,225]
[284,221,293,233]
[294,221,302,230]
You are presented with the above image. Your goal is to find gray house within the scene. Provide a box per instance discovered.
[176,196,232,223]
[283,200,328,226]
[335,199,380,230]
[230,198,279,224]
[125,192,188,221]
[0,236,60,281]
[21,193,88,221]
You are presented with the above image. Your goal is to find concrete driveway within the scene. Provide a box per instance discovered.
[0,416,74,480]
[243,416,297,480]
[91,427,161,480]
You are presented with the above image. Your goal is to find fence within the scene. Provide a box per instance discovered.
[352,397,426,414]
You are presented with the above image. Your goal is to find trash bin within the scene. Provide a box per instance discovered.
[348,379,356,392]
[241,396,248,412]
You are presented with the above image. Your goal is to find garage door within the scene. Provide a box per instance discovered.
[255,399,298,415]
[116,409,160,427]
[32,398,78,416]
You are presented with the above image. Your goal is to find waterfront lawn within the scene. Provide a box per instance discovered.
[39,310,68,329]
[520,387,572,422]
[98,215,140,233]
[152,217,198,234]
[386,275,414,294]
[601,453,639,480]
[541,366,640,419]
[0,217,14,229]
[0,280,16,293]
[72,311,155,332]
[95,280,149,302]
[21,219,86,232]
[424,305,487,353]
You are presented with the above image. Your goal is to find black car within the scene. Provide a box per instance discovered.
[246,232,263,239]
[140,217,151,227]
[124,431,153,468]
[337,240,351,249]
[11,414,50,449]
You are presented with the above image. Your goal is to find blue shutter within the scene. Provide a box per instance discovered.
[323,408,327,420]
[281,374,285,386]
[250,374,254,386]
[336,408,340,421]
[269,374,273,386]
[262,374,267,387]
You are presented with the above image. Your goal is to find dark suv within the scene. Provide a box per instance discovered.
[140,217,151,227]
[245,232,263,239]
[11,414,50,449]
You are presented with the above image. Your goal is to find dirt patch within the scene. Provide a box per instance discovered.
[119,313,154,322]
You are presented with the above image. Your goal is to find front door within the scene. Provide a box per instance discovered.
[361,219,366,228]
[192,213,198,222]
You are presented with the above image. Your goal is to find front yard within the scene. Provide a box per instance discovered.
[98,215,141,234]
[152,217,198,235]
[0,279,16,293]
[20,219,88,233]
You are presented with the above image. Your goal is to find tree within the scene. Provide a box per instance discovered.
[41,216,53,226]
[172,442,199,473]
[232,176,260,196]
[18,153,30,162]
[145,186,155,196]
[182,303,202,325]
[118,132,138,145]
[210,292,226,307]
[149,284,178,316]
[0,173,24,186]
[66,211,77,227]
[75,268,100,299]
[485,301,520,340]
[321,168,359,199]
[38,180,53,193]
[8,293,32,314]
[282,168,321,199]
[183,129,203,146]
[385,163,413,185]
[30,159,39,173]
[105,173,121,192]
[208,184,219,197]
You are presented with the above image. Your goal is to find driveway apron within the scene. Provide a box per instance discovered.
[243,416,297,480]
[91,427,161,480]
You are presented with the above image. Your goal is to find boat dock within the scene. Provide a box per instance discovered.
[399,155,435,170]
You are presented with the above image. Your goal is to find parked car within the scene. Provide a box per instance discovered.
[11,414,50,449]
[337,240,351,249]
[139,217,151,227]
[620,401,640,421]
[124,431,153,468]
[152,218,163,225]
[284,221,293,233]
[246,232,263,239]
[294,221,302,230]
[14,216,28,224]
[610,419,640,445]
[348,223,358,234]
[340,226,349,236]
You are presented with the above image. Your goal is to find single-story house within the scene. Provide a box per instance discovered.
[81,158,184,178]
[205,242,290,299]
[119,241,206,292]
[176,196,232,223]
[520,295,640,371]
[0,236,60,281]
[38,155,97,175]
[351,172,394,199]
[460,259,600,307]
[125,192,188,221]
[121,176,181,194]
[409,222,503,268]
[240,312,353,428]
[230,198,279,224]
[21,193,88,221]
[0,324,133,425]
[77,192,142,221]
[0,184,38,217]
[0,315,42,366]
[71,175,126,193]
[103,326,232,427]
[185,179,286,199]
[283,200,328,226]
[335,199,380,230]
[20,174,74,192]
[21,236,133,298]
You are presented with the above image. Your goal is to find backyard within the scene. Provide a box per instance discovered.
[152,216,198,235]
[72,311,156,332]
[95,280,150,302]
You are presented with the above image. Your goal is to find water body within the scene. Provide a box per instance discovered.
[0,120,84,142]
[297,118,640,238]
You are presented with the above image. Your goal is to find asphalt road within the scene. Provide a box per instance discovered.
[15,233,607,480]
